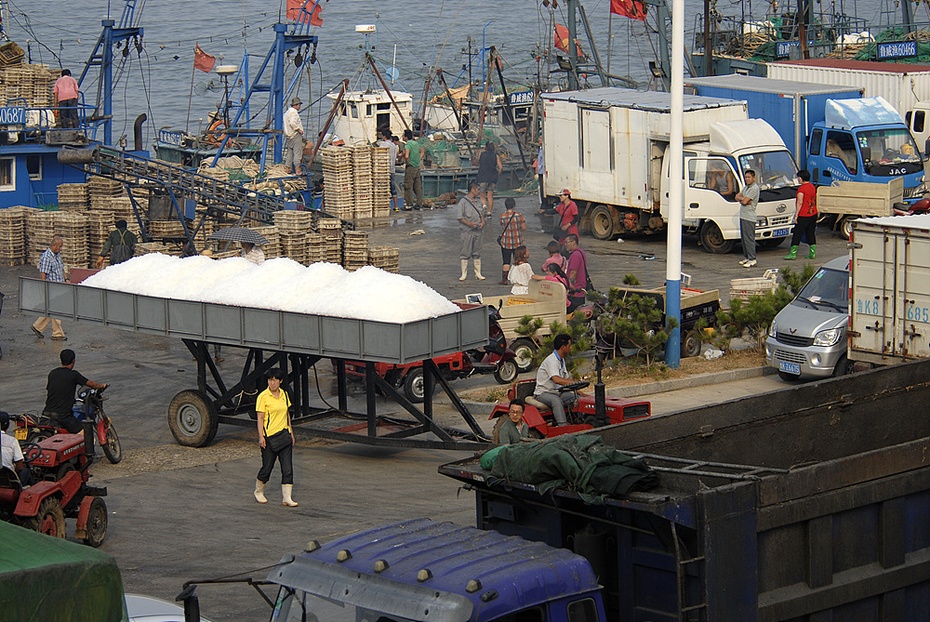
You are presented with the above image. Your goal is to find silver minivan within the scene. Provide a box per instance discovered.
[765,256,851,381]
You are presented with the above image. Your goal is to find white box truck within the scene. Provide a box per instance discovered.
[542,87,799,253]
[849,213,930,365]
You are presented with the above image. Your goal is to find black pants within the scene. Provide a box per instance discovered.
[45,410,94,457]
[257,440,293,485]
[790,215,817,247]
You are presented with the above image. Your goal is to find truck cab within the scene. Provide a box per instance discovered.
[807,97,925,202]
[263,518,608,622]
[670,119,798,253]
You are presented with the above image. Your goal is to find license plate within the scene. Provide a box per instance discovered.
[779,361,801,375]
[773,228,790,237]
[14,428,27,441]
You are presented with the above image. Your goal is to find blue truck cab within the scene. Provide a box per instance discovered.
[807,97,926,201]
[263,518,608,622]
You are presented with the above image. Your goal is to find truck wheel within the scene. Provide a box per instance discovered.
[682,330,702,358]
[511,338,538,373]
[167,390,218,447]
[837,216,855,239]
[589,205,615,240]
[698,222,735,254]
[403,368,426,403]
[82,497,108,547]
[494,359,518,385]
[22,497,66,538]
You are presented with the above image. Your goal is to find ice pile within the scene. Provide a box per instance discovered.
[83,254,460,322]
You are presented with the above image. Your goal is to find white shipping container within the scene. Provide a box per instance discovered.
[849,213,930,365]
[767,59,930,116]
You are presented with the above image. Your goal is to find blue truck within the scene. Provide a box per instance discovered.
[686,74,928,202]
[214,359,930,621]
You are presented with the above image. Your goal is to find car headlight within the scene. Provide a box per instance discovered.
[813,327,844,347]
[768,319,777,337]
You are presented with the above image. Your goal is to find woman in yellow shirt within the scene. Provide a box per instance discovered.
[254,368,298,507]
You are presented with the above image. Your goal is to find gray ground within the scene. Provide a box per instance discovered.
[0,195,848,620]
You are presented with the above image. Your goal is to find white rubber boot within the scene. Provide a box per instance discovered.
[254,480,268,504]
[458,259,468,281]
[282,484,299,507]
[474,258,486,280]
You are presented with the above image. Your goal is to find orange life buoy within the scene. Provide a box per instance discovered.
[205,119,227,147]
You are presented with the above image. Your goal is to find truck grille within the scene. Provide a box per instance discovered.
[773,349,806,364]
[767,215,793,227]
[776,332,814,347]
[904,186,922,199]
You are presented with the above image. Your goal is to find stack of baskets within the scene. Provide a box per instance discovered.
[25,210,56,266]
[54,212,90,268]
[317,218,343,264]
[306,233,324,264]
[57,184,89,213]
[321,146,355,221]
[367,245,399,273]
[0,62,55,107]
[342,230,369,271]
[274,210,314,265]
[252,225,279,259]
[0,206,27,266]
[371,146,392,217]
[352,145,374,221]
[88,212,115,265]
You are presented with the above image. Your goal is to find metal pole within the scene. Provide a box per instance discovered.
[567,0,579,90]
[665,0,684,368]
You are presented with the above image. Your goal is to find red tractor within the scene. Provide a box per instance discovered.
[489,379,651,440]
[0,432,108,546]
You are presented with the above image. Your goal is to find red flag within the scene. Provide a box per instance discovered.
[554,24,585,57]
[287,0,324,26]
[610,0,647,21]
[194,43,216,73]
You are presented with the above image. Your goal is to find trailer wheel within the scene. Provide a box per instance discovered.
[837,216,855,239]
[511,338,538,373]
[402,369,426,403]
[698,222,735,254]
[22,497,66,538]
[589,205,615,240]
[494,359,518,385]
[168,390,218,447]
[682,330,702,358]
[82,497,108,548]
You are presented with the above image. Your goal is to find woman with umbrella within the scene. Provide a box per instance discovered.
[209,227,268,264]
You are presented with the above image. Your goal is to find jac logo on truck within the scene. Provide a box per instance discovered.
[889,168,908,176]
[776,203,787,213]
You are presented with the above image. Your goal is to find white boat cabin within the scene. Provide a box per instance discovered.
[326,89,413,145]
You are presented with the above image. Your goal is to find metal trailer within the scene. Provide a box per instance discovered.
[19,277,491,450]
[441,358,930,621]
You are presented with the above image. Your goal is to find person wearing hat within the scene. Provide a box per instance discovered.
[283,96,305,175]
[554,189,579,245]
[95,219,137,268]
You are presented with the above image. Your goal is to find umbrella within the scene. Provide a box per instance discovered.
[208,227,269,246]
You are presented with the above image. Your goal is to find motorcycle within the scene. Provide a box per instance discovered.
[14,385,122,464]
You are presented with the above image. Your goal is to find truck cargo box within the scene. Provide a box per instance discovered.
[850,213,930,364]
[441,359,930,621]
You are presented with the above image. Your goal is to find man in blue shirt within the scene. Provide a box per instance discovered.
[32,235,68,340]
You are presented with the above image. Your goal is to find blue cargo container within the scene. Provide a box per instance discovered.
[685,74,863,168]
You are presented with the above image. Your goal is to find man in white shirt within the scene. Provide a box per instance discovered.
[533,333,576,426]
[0,412,32,485]
[283,96,305,175]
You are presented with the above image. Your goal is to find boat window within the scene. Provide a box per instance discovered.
[26,155,41,181]
[567,598,600,621]
[350,104,359,119]
[376,103,390,111]
[366,104,372,117]
[0,158,13,190]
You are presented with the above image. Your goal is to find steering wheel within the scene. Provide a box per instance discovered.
[559,381,590,393]
[20,442,43,464]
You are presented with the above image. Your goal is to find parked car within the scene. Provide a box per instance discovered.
[765,255,851,380]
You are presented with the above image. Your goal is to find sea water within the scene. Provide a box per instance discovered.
[6,0,879,145]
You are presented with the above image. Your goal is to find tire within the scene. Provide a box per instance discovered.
[402,368,425,403]
[494,359,518,385]
[511,338,538,373]
[777,370,801,381]
[698,221,735,254]
[758,237,786,249]
[82,497,108,547]
[101,418,122,464]
[832,355,853,378]
[837,216,855,239]
[22,497,66,538]
[26,431,52,445]
[167,390,218,447]
[682,329,702,358]
[589,205,615,240]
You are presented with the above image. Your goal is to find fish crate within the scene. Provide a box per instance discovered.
[279,231,308,264]
[0,42,25,66]
[57,183,89,212]
[368,245,399,273]
[148,220,186,240]
[729,269,779,302]
[0,206,26,266]
[273,210,313,231]
[135,242,172,256]
[252,225,279,258]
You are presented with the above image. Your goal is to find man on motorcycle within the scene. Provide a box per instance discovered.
[533,334,578,426]
[43,349,107,462]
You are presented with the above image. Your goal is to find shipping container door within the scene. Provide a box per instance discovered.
[893,231,930,358]
[850,227,894,358]
[580,108,611,174]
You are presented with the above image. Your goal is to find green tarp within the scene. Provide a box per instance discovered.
[0,521,127,621]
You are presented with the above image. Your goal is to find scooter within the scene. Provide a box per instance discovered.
[14,385,122,464]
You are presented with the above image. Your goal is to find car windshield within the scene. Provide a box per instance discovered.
[859,128,922,165]
[738,150,798,190]
[797,267,848,311]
